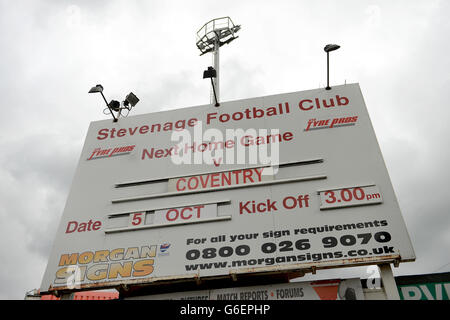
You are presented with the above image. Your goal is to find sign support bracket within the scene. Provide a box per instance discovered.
[379,263,400,300]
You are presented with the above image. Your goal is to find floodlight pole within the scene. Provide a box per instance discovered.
[326,52,330,90]
[324,44,340,90]
[100,91,118,122]
[196,17,240,107]
[212,32,220,104]
[210,77,220,107]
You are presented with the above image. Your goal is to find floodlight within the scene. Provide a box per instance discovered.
[88,84,104,93]
[324,44,341,90]
[88,83,117,122]
[324,44,340,53]
[203,66,219,107]
[196,17,241,56]
[203,66,217,79]
[196,17,240,107]
[124,92,139,108]
[109,100,120,112]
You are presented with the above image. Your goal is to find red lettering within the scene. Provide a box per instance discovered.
[336,95,349,106]
[166,209,178,221]
[92,221,101,231]
[155,149,164,158]
[299,99,313,110]
[210,173,220,187]
[232,170,242,184]
[219,113,231,122]
[239,199,278,214]
[66,221,78,233]
[207,113,217,125]
[225,140,235,148]
[187,177,199,190]
[241,135,252,146]
[193,205,204,218]
[139,125,149,134]
[94,118,199,141]
[253,168,264,182]
[117,129,126,137]
[141,148,154,160]
[174,168,277,192]
[176,178,186,191]
[299,96,349,111]
[232,111,244,121]
[243,169,254,184]
[65,220,102,233]
[240,201,251,214]
[128,127,138,135]
[199,175,210,188]
[180,207,192,220]
[283,196,297,209]
[188,118,198,127]
[257,202,266,212]
[212,158,222,167]
[97,129,109,140]
[253,107,264,118]
[78,223,87,232]
[283,131,293,141]
[323,98,335,108]
[164,148,174,156]
[221,171,232,185]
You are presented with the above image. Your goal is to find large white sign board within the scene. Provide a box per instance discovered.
[40,83,415,293]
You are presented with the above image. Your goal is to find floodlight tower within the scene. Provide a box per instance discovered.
[196,17,241,106]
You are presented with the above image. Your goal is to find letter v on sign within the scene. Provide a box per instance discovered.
[128,127,138,135]
[213,158,222,167]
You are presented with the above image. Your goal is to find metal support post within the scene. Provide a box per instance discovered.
[60,292,75,300]
[379,263,400,300]
[100,91,118,122]
[326,52,330,90]
[212,33,220,105]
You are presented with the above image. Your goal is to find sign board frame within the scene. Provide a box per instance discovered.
[40,83,415,294]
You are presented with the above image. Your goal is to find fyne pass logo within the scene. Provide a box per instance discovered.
[87,145,136,160]
[305,116,358,132]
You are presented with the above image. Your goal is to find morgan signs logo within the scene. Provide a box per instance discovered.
[87,145,136,160]
[54,245,156,287]
[304,116,358,132]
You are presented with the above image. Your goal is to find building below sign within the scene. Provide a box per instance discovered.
[128,278,365,300]
[395,272,450,300]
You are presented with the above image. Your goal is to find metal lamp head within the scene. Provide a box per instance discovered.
[124,92,139,108]
[88,84,104,93]
[203,66,217,79]
[324,44,340,53]
[108,100,121,112]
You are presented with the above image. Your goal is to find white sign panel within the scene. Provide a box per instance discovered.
[40,83,415,294]
[153,203,217,225]
[167,167,274,192]
[318,184,383,210]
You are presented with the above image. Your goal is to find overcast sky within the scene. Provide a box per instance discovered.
[0,0,449,299]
